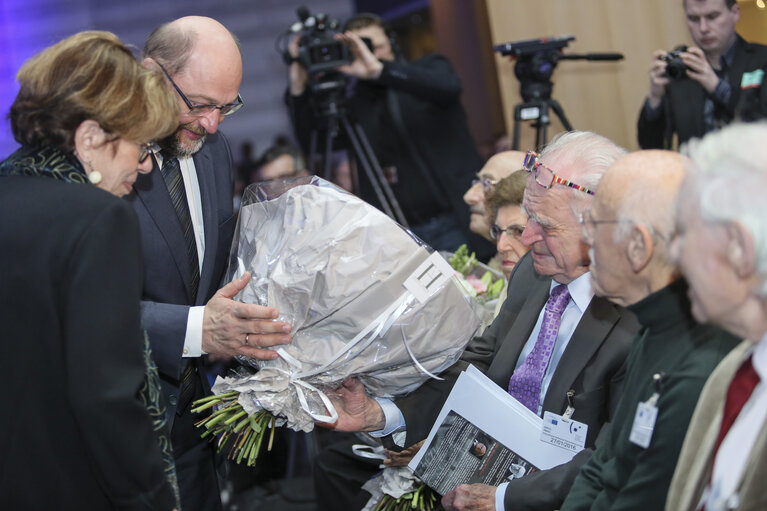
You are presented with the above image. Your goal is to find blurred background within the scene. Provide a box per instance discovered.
[1,0,765,171]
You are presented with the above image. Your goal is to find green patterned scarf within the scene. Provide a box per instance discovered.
[0,145,90,182]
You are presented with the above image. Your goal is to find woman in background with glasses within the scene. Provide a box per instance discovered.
[485,170,531,316]
[0,31,180,510]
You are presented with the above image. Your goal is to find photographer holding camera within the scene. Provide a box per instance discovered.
[287,12,489,255]
[637,0,767,149]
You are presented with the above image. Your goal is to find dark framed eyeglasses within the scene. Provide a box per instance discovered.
[523,150,595,195]
[471,176,499,192]
[138,141,161,164]
[490,223,525,241]
[156,62,244,117]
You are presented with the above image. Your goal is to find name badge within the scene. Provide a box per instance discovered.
[629,399,659,448]
[741,69,764,90]
[541,411,587,453]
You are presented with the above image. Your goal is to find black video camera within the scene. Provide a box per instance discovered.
[292,7,351,75]
[661,45,689,80]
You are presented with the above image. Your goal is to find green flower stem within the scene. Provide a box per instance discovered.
[192,394,276,467]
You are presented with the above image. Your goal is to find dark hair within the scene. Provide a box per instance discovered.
[485,169,527,224]
[684,0,736,10]
[342,13,386,32]
[10,31,178,151]
[256,144,306,178]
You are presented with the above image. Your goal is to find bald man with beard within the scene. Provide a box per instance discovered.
[130,17,292,511]
[560,151,737,511]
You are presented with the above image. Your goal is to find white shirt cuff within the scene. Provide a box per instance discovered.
[182,306,206,357]
[368,397,406,437]
[495,482,508,511]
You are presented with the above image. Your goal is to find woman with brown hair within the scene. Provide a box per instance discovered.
[0,31,180,509]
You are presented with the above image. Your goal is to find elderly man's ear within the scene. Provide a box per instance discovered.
[726,221,756,279]
[626,224,655,273]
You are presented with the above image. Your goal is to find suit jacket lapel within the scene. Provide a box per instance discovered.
[542,296,621,413]
[487,274,550,386]
[133,158,195,302]
[193,146,221,305]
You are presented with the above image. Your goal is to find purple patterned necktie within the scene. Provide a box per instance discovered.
[508,284,571,413]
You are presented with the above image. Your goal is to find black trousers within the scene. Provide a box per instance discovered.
[313,434,383,511]
[172,373,223,511]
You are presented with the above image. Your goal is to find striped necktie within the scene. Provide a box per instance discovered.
[160,155,200,301]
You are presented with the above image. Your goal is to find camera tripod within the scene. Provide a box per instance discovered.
[511,97,573,151]
[307,83,409,227]
[507,51,622,150]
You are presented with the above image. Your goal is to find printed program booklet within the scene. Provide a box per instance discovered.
[409,365,579,495]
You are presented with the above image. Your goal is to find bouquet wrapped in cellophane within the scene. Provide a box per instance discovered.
[196,176,481,464]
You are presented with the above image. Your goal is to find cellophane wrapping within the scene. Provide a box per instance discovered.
[212,176,481,432]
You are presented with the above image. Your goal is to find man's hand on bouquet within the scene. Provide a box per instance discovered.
[383,440,425,467]
[202,272,292,360]
[442,484,497,511]
[323,377,386,431]
[335,31,383,80]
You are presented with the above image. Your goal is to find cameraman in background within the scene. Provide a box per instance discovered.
[637,0,767,149]
[287,13,491,256]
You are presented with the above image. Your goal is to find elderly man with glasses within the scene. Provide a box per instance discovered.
[558,150,737,511]
[128,16,293,511]
[463,150,527,243]
[322,131,640,511]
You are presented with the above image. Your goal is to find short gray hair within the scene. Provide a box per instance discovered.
[683,122,767,294]
[540,131,627,215]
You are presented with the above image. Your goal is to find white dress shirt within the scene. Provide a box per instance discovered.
[156,153,206,357]
[704,335,767,511]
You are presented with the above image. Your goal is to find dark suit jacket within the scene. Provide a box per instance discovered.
[637,38,767,149]
[128,132,235,423]
[395,253,639,510]
[0,176,174,509]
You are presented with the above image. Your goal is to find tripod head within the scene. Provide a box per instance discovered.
[494,35,623,102]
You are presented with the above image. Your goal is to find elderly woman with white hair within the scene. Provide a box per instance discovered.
[666,122,767,511]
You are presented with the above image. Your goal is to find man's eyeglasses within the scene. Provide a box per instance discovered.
[490,223,525,241]
[156,62,244,117]
[138,142,161,164]
[523,150,595,195]
[579,209,622,244]
[471,176,499,192]
[579,209,666,245]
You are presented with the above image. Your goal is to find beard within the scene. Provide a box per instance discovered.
[160,121,207,159]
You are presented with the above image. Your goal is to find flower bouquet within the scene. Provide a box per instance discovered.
[194,176,481,465]
[442,244,505,329]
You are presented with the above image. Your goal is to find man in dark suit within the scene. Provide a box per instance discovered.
[129,16,293,511]
[321,131,640,511]
[288,13,490,256]
[637,0,767,149]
